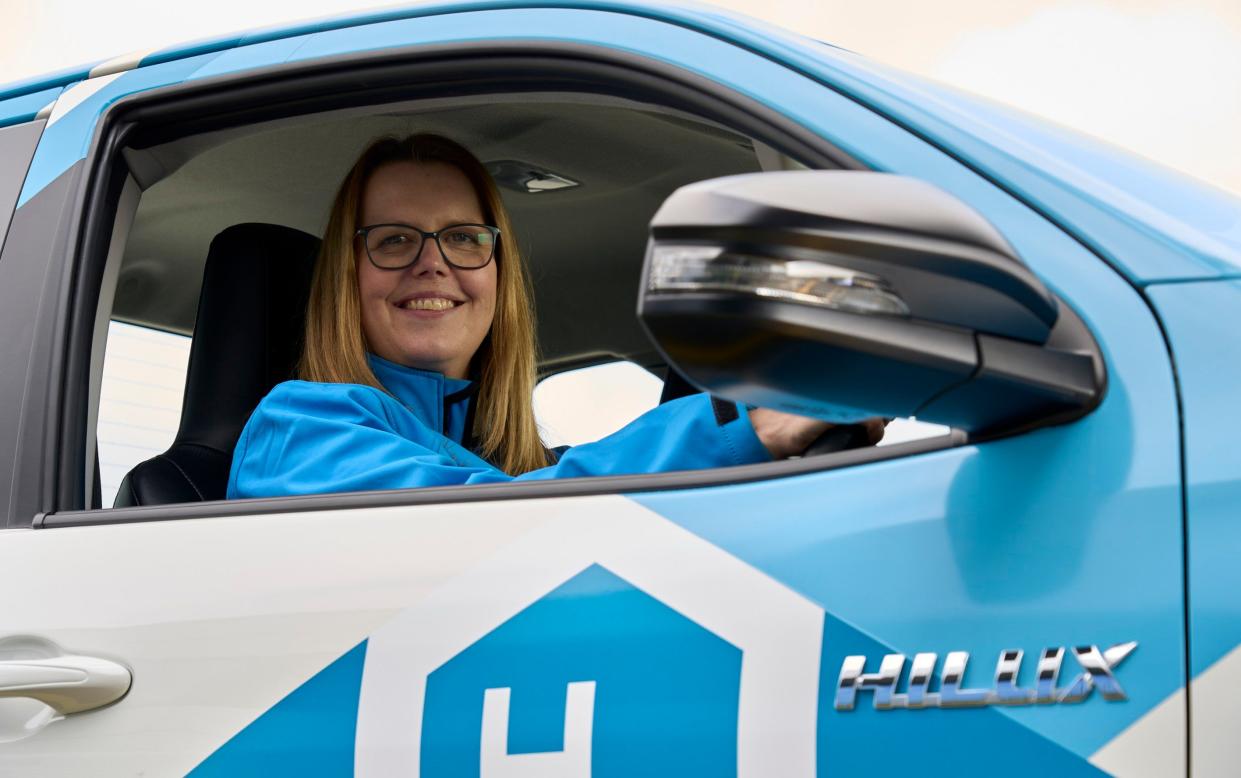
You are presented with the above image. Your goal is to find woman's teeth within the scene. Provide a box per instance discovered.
[402,298,457,311]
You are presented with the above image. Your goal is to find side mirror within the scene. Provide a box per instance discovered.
[638,171,1104,436]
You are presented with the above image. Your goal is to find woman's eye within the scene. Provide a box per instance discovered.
[380,234,410,246]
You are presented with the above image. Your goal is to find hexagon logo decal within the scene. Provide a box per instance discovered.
[354,495,824,777]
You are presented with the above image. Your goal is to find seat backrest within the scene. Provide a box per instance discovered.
[659,365,700,405]
[113,223,320,507]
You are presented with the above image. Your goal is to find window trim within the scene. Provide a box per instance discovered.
[39,433,963,528]
[33,37,976,527]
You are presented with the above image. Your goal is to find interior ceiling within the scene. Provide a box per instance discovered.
[115,96,762,367]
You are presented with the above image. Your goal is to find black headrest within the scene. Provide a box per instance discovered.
[175,222,320,454]
[113,223,321,508]
[659,365,700,405]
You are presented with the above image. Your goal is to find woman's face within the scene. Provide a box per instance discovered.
[356,160,498,379]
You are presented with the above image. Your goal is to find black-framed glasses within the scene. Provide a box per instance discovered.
[355,223,501,270]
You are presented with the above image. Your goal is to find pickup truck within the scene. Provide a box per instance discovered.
[0,2,1237,775]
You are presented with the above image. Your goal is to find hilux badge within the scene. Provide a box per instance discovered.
[834,642,1137,711]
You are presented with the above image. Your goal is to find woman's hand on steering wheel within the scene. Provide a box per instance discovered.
[749,408,830,459]
[749,408,887,459]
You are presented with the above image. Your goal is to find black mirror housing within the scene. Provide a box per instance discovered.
[638,171,1104,435]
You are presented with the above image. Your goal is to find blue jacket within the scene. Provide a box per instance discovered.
[226,354,771,499]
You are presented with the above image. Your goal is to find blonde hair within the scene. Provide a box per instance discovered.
[300,134,548,474]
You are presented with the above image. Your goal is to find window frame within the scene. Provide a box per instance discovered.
[20,38,967,530]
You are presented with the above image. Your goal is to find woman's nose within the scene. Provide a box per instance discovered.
[408,236,447,275]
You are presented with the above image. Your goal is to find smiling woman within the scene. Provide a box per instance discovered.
[226,133,834,500]
[297,134,542,474]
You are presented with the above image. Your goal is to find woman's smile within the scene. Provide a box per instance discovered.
[394,292,466,315]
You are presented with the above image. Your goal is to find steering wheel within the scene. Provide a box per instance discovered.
[802,418,890,457]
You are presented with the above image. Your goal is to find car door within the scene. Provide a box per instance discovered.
[0,5,1184,777]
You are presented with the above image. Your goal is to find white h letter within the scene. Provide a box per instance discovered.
[480,681,596,778]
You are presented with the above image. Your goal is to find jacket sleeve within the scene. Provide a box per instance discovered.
[515,393,771,481]
[227,382,770,499]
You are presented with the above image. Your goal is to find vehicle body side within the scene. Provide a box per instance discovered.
[0,2,1234,775]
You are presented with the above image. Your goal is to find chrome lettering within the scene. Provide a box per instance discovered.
[939,651,990,707]
[835,654,905,711]
[993,649,1035,705]
[905,652,938,709]
[1059,642,1137,703]
[1034,647,1065,704]
[834,642,1136,712]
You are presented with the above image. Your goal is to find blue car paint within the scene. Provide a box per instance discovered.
[0,65,98,104]
[1146,279,1241,679]
[0,86,61,128]
[131,0,800,74]
[0,0,775,102]
[188,641,370,778]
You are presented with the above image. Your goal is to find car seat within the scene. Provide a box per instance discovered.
[112,223,320,507]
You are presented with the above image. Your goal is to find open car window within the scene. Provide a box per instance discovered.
[75,75,959,514]
[86,94,775,508]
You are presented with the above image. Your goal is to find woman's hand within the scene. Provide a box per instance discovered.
[749,409,887,459]
[749,408,832,459]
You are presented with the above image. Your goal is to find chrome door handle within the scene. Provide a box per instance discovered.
[0,653,131,714]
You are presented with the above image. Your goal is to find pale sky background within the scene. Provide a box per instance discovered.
[3,0,1235,504]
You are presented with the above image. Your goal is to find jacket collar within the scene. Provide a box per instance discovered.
[367,353,476,442]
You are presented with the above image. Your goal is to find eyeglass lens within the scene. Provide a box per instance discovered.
[365,225,496,268]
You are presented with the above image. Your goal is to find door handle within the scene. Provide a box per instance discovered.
[0,653,131,714]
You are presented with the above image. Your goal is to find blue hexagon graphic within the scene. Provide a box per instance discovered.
[421,563,743,777]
